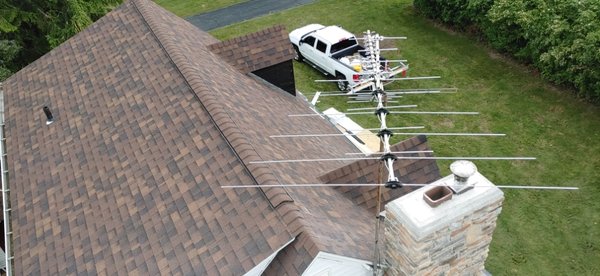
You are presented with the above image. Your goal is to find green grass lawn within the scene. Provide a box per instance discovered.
[161,0,600,274]
[153,0,245,17]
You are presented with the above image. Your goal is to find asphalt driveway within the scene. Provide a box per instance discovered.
[186,0,313,30]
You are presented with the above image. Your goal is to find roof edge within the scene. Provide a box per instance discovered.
[130,0,307,234]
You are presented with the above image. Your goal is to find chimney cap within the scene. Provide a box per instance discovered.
[449,160,477,194]
[450,160,477,178]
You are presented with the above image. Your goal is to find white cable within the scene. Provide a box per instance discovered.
[379,112,387,129]
[382,134,391,153]
[386,159,397,182]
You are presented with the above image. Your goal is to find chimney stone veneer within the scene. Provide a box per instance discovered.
[384,170,504,275]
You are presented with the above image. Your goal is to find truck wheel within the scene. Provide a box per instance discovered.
[336,76,348,91]
[293,45,304,62]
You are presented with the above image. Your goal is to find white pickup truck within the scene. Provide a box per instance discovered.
[289,24,405,92]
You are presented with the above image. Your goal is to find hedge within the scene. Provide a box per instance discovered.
[413,0,600,102]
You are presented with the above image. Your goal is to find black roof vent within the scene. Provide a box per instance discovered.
[43,106,54,125]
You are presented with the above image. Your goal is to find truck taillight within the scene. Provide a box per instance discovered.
[353,74,359,81]
[401,69,407,77]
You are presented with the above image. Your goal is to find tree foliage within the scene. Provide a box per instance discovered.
[0,39,20,80]
[0,0,122,81]
[413,0,600,102]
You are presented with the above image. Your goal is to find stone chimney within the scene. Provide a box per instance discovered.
[383,161,504,275]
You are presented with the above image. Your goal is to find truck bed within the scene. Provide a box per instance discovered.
[331,44,365,59]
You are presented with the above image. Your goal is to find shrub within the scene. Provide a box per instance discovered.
[413,0,600,102]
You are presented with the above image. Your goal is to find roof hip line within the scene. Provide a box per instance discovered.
[130,0,306,234]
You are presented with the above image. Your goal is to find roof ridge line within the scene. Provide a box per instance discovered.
[130,0,308,234]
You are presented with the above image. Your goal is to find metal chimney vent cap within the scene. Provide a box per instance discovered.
[449,160,477,194]
[450,160,477,178]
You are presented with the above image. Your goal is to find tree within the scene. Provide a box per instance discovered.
[0,0,122,81]
[0,39,20,80]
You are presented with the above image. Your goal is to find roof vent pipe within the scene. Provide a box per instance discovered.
[449,160,477,194]
[43,106,54,125]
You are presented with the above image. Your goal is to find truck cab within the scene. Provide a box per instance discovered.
[290,24,367,91]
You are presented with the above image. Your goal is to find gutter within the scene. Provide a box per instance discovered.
[0,82,13,275]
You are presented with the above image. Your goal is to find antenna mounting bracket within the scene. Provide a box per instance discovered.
[385,180,402,189]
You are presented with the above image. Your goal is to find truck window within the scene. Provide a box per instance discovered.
[316,40,327,53]
[303,36,316,47]
[330,39,358,54]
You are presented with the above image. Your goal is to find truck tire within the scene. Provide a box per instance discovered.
[293,45,304,62]
[336,74,348,91]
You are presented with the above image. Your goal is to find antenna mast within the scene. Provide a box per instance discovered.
[359,29,400,275]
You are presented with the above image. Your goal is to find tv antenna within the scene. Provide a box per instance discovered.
[221,29,578,275]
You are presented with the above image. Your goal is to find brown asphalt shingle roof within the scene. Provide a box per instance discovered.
[208,25,295,74]
[318,135,441,213]
[3,0,441,275]
[4,1,291,274]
